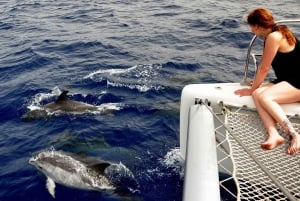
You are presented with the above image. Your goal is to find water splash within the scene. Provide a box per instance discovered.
[24,87,122,116]
[84,64,165,92]
[160,148,185,178]
[84,65,138,79]
[27,86,62,110]
[105,162,139,193]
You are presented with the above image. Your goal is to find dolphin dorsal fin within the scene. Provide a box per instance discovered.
[89,162,111,174]
[56,90,69,102]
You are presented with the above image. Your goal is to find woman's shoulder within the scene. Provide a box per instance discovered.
[267,30,296,52]
[265,31,283,49]
[268,31,283,41]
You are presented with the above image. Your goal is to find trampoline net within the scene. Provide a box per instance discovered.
[215,105,300,201]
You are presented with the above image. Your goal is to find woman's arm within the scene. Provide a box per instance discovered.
[235,32,282,96]
[251,32,281,90]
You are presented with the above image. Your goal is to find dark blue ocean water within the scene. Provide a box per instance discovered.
[1,1,299,201]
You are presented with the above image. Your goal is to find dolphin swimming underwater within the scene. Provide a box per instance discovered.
[29,150,115,198]
[22,90,100,120]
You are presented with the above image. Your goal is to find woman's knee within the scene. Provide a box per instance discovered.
[253,89,271,106]
[252,88,262,101]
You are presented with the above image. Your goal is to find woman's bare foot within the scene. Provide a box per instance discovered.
[261,134,285,150]
[287,134,300,155]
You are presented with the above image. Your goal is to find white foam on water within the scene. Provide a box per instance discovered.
[84,64,164,92]
[160,148,185,178]
[25,87,122,115]
[84,65,138,79]
[27,86,62,110]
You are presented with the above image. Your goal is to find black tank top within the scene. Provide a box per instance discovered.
[271,38,300,88]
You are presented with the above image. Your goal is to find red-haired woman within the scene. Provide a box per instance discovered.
[234,8,300,155]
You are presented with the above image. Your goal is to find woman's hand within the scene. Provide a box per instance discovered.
[234,88,253,96]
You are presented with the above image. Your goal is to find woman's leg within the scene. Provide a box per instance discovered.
[252,84,284,150]
[256,81,300,155]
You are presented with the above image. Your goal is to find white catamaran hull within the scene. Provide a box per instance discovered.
[180,83,300,201]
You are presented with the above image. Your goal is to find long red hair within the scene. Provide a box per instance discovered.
[246,8,296,45]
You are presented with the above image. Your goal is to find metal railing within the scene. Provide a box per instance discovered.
[240,19,300,86]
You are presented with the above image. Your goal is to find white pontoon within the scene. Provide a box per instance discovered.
[180,20,300,201]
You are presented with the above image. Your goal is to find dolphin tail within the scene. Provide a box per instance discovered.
[56,90,69,103]
[46,177,56,198]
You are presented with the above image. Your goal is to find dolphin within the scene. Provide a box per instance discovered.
[22,90,100,120]
[42,90,98,112]
[29,150,115,198]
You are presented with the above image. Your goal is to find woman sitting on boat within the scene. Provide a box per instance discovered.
[234,7,300,155]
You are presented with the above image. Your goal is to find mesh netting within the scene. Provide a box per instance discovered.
[215,105,300,201]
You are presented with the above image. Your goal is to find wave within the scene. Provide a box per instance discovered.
[160,148,185,178]
[84,65,138,79]
[84,64,165,92]
[83,62,200,93]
